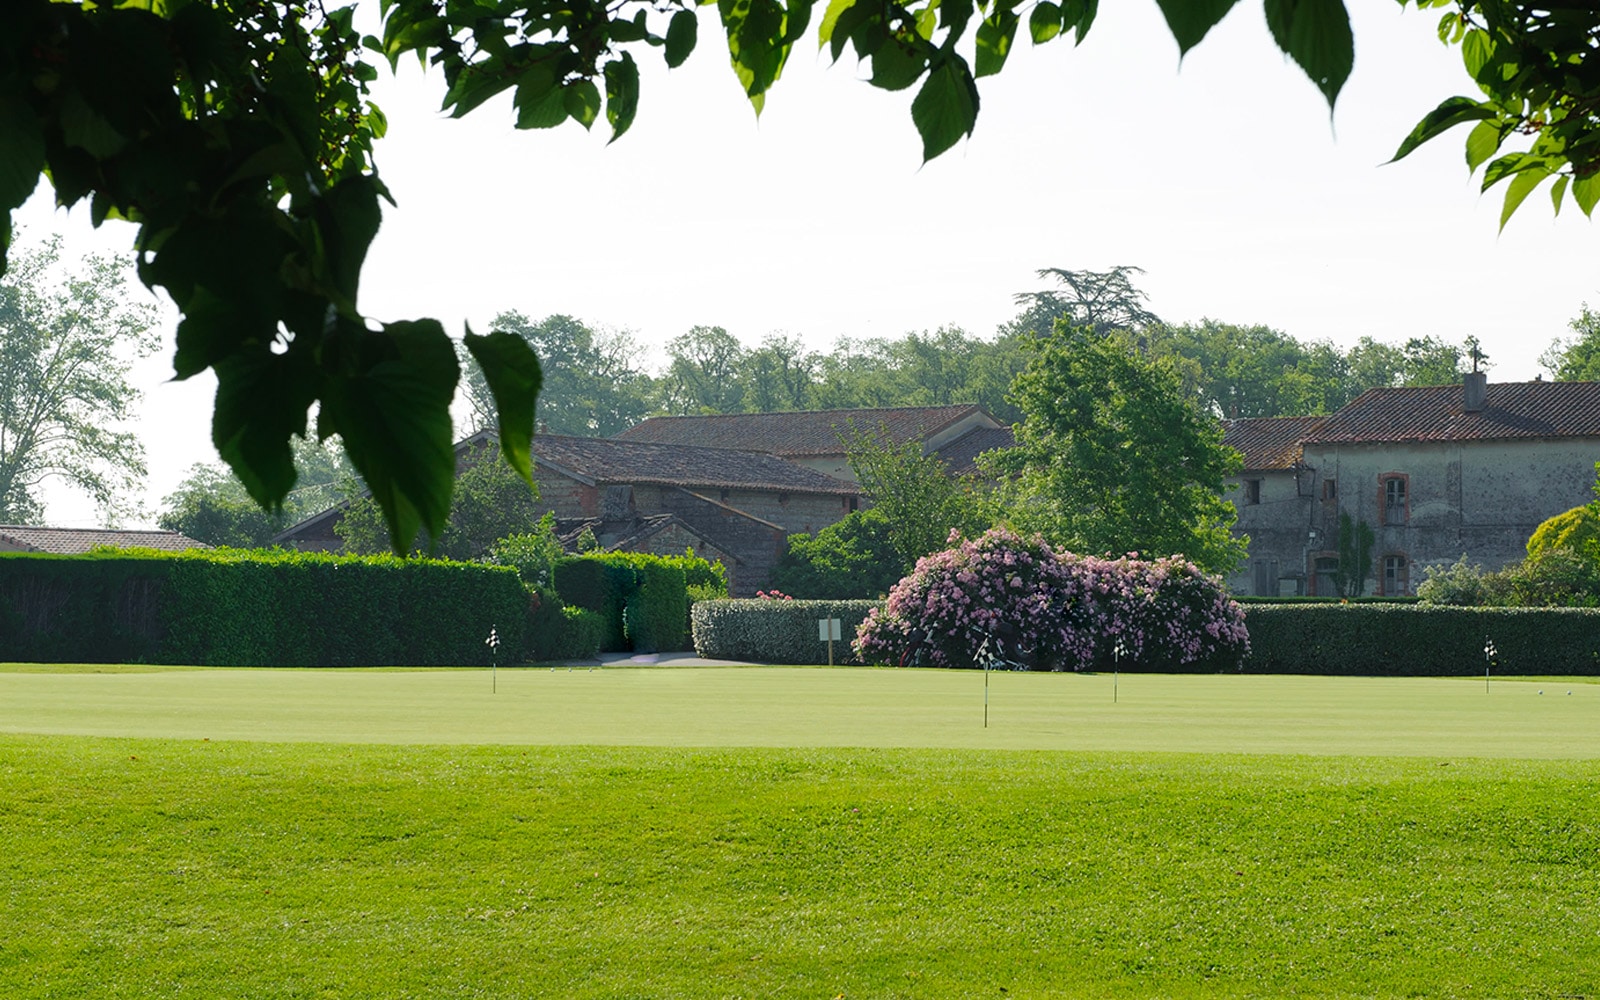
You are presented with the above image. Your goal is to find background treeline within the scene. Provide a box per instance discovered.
[458,266,1567,436]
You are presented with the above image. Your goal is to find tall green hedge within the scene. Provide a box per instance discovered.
[552,553,689,652]
[0,552,168,663]
[691,599,878,664]
[0,549,527,666]
[1242,603,1600,676]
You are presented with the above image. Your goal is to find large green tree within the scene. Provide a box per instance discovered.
[1,0,1587,549]
[460,312,653,437]
[986,328,1246,574]
[158,436,356,547]
[0,237,158,523]
[1539,305,1600,381]
[843,423,993,572]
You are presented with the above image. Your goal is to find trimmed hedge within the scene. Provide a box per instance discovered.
[525,589,605,663]
[692,599,878,664]
[0,552,167,663]
[553,553,690,652]
[0,549,527,666]
[690,598,1600,674]
[1242,603,1600,675]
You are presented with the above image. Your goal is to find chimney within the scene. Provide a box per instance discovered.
[1463,371,1487,413]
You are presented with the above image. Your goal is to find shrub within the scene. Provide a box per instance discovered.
[1417,555,1495,606]
[1242,603,1600,675]
[489,514,566,589]
[770,508,905,599]
[853,527,1248,672]
[692,599,878,664]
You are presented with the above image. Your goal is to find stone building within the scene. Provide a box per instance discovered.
[275,431,860,596]
[1223,375,1600,596]
[615,404,1010,481]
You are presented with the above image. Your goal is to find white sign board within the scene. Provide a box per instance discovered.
[818,618,842,641]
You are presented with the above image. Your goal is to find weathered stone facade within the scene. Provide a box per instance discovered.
[1223,377,1600,597]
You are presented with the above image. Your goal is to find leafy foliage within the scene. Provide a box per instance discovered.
[1391,1,1600,228]
[337,448,542,561]
[0,237,158,522]
[853,526,1249,671]
[460,313,651,437]
[843,423,994,572]
[771,508,906,599]
[1006,266,1161,341]
[1335,511,1375,598]
[987,328,1246,574]
[1,0,1579,550]
[158,436,356,547]
[1539,304,1600,381]
[488,514,568,590]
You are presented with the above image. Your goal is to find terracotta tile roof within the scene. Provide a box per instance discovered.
[0,525,210,554]
[1222,416,1327,471]
[533,434,860,496]
[614,405,988,456]
[932,425,1015,475]
[1303,381,1600,445]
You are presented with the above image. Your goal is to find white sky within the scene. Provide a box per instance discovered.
[15,0,1599,527]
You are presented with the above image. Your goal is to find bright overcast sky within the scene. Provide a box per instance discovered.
[16,0,1600,526]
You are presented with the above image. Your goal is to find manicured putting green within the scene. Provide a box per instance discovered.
[0,664,1594,757]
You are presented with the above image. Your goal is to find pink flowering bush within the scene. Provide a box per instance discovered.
[853,527,1248,671]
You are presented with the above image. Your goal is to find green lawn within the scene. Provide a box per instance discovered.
[1,664,1596,757]
[1,667,1597,997]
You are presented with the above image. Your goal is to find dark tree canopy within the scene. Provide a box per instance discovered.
[0,0,1588,548]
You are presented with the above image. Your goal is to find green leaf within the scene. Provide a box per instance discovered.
[1498,167,1548,231]
[720,0,792,102]
[1482,152,1544,189]
[1573,173,1600,217]
[1065,0,1097,44]
[1549,174,1569,217]
[871,38,927,92]
[1389,96,1495,163]
[975,11,1019,77]
[0,97,45,217]
[665,9,699,68]
[1152,0,1241,57]
[1461,28,1492,81]
[911,58,978,161]
[317,174,384,308]
[464,326,544,483]
[1464,118,1506,172]
[818,0,857,50]
[441,56,518,118]
[1264,0,1353,107]
[322,318,461,553]
[514,66,567,129]
[1029,2,1062,44]
[564,80,602,129]
[211,350,316,511]
[604,52,640,141]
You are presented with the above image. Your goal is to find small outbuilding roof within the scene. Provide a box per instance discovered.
[0,525,210,555]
